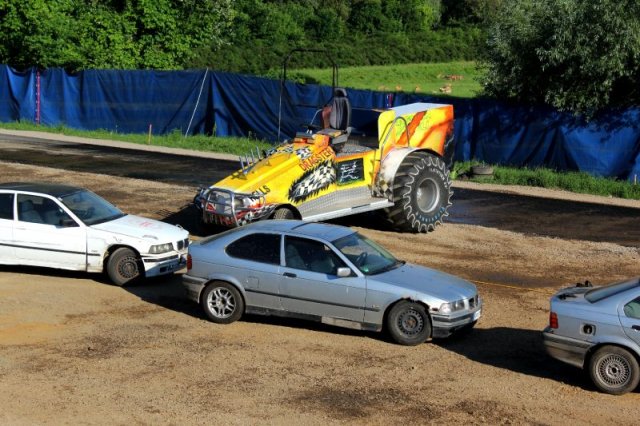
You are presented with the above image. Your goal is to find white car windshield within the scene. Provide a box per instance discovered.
[332,232,403,275]
[59,190,125,226]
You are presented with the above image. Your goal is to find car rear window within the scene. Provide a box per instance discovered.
[585,278,640,303]
[226,233,281,265]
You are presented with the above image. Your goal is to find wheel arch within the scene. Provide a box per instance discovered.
[382,297,433,336]
[375,147,444,198]
[585,341,640,368]
[103,244,142,270]
[199,278,247,315]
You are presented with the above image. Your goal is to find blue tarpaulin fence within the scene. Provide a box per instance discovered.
[1,64,639,181]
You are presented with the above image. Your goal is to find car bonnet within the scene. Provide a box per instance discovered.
[91,214,187,242]
[369,263,477,302]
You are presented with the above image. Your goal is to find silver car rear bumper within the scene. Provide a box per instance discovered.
[542,328,593,368]
[182,273,207,303]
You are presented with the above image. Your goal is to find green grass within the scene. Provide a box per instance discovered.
[452,161,640,200]
[0,121,271,156]
[291,61,484,98]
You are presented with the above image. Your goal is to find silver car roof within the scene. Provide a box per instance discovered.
[244,220,355,242]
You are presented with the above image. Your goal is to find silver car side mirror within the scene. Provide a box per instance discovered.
[336,267,352,277]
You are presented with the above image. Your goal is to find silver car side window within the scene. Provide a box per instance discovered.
[226,233,281,265]
[284,236,346,275]
[623,297,640,319]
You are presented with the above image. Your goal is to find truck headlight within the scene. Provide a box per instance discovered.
[233,197,245,210]
[149,243,173,254]
[233,195,259,211]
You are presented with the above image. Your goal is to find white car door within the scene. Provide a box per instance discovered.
[13,193,87,270]
[0,192,16,262]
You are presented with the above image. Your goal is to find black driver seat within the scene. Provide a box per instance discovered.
[319,88,352,147]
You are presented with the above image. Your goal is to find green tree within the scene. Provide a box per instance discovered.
[187,0,484,73]
[441,0,502,25]
[0,0,234,70]
[383,0,442,32]
[0,0,83,69]
[482,0,640,115]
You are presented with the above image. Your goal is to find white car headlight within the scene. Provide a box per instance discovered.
[149,243,173,254]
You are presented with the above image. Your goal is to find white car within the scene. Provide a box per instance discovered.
[0,182,189,285]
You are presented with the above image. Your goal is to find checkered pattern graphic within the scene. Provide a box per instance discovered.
[205,204,276,227]
[373,160,394,199]
[235,204,277,226]
[288,160,336,203]
[265,144,294,158]
[295,147,312,160]
[375,178,393,199]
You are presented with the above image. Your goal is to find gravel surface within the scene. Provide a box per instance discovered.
[0,161,639,425]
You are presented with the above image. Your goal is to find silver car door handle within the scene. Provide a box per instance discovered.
[632,325,640,331]
[283,272,297,278]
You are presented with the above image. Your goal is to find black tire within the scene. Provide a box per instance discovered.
[107,247,142,286]
[384,152,452,233]
[386,301,431,346]
[471,165,494,176]
[588,346,640,395]
[201,282,244,324]
[273,207,295,220]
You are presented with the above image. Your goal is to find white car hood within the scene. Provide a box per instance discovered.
[91,214,187,242]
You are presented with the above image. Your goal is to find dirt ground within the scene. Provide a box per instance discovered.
[1,161,639,425]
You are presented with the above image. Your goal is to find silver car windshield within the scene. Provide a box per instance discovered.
[59,190,125,226]
[585,278,640,303]
[332,232,403,275]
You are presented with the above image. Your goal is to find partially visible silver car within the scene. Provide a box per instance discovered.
[543,277,640,395]
[183,220,481,345]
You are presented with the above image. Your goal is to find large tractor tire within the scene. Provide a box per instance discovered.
[384,152,452,233]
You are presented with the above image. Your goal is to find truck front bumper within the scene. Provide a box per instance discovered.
[195,187,275,227]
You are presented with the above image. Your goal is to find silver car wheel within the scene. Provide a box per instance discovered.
[589,345,640,395]
[397,308,424,336]
[386,301,432,345]
[206,287,236,319]
[595,353,631,387]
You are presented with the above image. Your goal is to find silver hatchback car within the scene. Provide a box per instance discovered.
[543,277,640,394]
[183,220,481,345]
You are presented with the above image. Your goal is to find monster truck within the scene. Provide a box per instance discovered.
[194,95,455,233]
